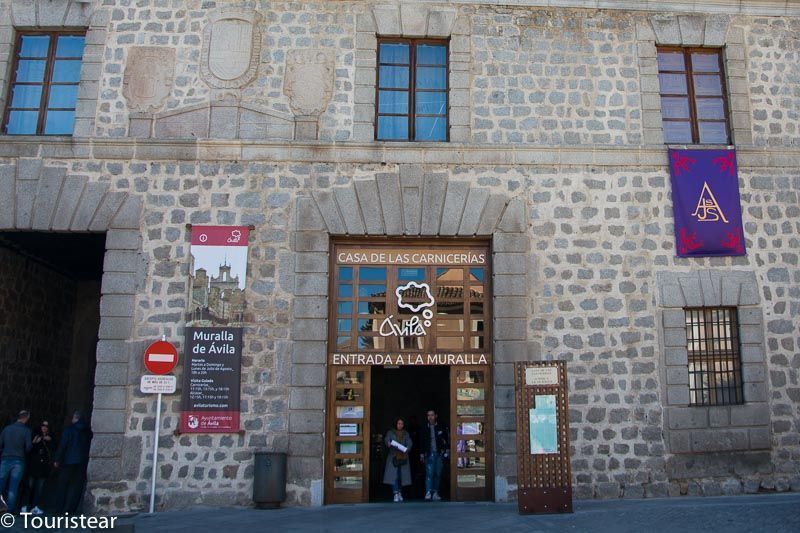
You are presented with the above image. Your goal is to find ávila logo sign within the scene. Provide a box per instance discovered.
[379,281,435,338]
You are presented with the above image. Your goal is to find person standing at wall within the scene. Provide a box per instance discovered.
[53,411,92,514]
[21,420,55,515]
[418,409,449,501]
[0,410,33,514]
[383,417,413,502]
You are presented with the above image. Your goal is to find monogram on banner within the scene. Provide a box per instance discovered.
[668,149,746,257]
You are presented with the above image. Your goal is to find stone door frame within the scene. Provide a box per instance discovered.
[289,164,530,505]
[0,157,143,509]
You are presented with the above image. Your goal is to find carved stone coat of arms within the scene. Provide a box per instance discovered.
[284,50,335,116]
[201,8,262,89]
[122,47,175,113]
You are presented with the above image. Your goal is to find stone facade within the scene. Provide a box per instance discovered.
[122,46,176,114]
[0,0,798,513]
[471,8,642,145]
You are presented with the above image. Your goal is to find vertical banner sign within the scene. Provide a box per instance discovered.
[669,149,746,257]
[181,327,243,433]
[182,226,249,433]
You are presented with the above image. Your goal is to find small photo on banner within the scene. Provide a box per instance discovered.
[668,149,746,257]
[186,226,250,326]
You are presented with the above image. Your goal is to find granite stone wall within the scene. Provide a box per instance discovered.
[470,8,642,145]
[0,153,788,510]
[91,0,356,141]
[746,16,800,147]
[0,2,798,146]
[0,0,798,513]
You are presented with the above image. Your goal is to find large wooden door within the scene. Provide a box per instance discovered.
[325,240,493,504]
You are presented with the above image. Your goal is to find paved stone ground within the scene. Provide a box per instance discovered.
[114,493,800,533]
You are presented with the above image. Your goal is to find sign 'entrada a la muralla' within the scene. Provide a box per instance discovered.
[331,353,489,365]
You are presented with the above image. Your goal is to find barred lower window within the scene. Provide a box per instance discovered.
[376,39,448,141]
[657,47,730,144]
[3,32,85,135]
[685,307,744,406]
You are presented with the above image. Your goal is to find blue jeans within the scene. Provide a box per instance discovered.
[425,453,443,494]
[393,466,402,493]
[0,458,25,512]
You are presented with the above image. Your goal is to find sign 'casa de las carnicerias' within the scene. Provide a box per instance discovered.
[330,245,490,366]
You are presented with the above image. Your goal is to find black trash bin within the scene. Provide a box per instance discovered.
[253,452,287,508]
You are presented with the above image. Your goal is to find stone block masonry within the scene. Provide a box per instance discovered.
[0,150,791,510]
[92,1,357,141]
[0,0,798,513]
[471,8,642,145]
[746,17,800,147]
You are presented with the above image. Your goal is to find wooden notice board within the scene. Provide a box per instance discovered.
[514,361,572,514]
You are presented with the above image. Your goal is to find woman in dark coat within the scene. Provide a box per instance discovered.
[383,417,412,502]
[24,420,55,514]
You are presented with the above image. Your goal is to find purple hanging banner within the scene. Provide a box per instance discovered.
[669,149,746,257]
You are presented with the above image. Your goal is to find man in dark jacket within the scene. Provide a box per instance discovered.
[53,411,92,514]
[0,410,33,513]
[418,409,449,501]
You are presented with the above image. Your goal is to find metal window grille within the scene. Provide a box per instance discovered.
[684,307,744,406]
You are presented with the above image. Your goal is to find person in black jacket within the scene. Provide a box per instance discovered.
[53,411,92,514]
[21,420,55,515]
[418,409,449,501]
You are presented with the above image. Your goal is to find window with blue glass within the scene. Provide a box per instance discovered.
[3,32,85,135]
[376,39,448,141]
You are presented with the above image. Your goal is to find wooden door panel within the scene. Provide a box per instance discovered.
[450,365,493,501]
[326,366,371,503]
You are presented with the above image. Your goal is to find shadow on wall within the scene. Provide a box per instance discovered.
[0,232,104,435]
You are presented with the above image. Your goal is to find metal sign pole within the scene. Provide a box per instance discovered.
[149,391,162,514]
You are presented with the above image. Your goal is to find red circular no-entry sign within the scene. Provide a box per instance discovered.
[143,340,179,375]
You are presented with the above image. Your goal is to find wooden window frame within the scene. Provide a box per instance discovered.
[657,46,731,145]
[2,30,85,136]
[684,306,744,407]
[333,264,488,354]
[375,38,450,142]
